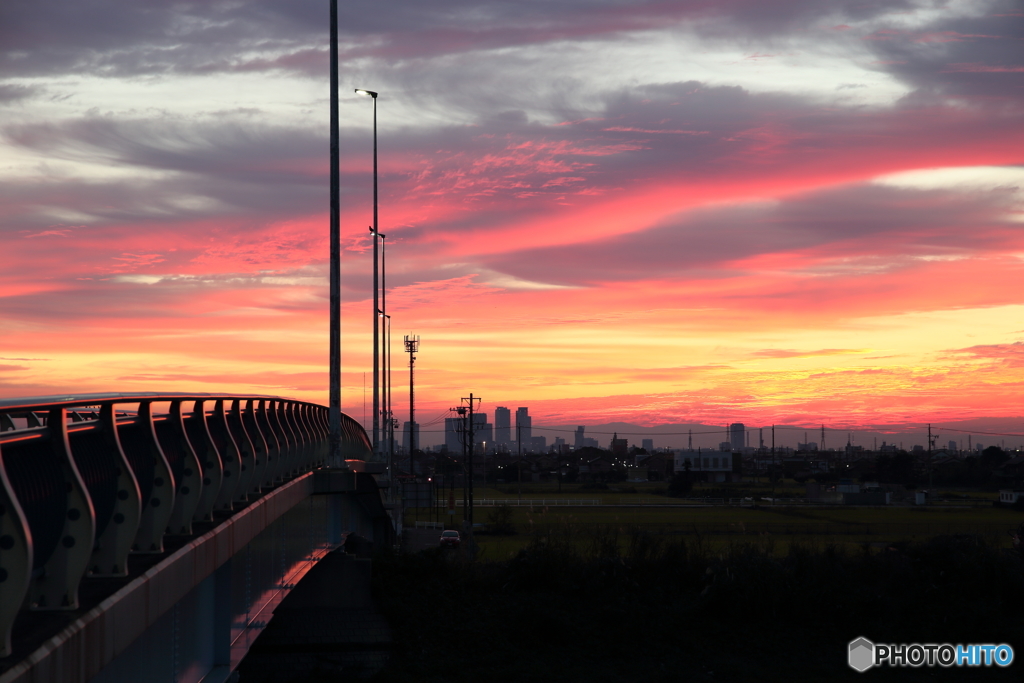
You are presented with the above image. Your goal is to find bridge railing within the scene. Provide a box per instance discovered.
[0,392,370,659]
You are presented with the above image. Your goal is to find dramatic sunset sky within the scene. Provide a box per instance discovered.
[2,0,1023,440]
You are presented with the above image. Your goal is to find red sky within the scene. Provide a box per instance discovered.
[2,0,1023,444]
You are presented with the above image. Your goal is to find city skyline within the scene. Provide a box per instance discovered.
[405,410,1024,453]
[2,1,1024,432]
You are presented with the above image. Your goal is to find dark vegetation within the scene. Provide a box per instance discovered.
[485,503,517,535]
[370,529,1024,682]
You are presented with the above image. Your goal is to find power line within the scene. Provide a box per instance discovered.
[412,422,1024,440]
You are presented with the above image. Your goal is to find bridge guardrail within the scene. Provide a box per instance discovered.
[0,392,370,660]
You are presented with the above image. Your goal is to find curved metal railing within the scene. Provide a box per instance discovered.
[0,392,370,658]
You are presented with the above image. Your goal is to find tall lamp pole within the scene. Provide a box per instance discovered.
[387,315,397,478]
[328,0,342,466]
[355,88,379,458]
[381,233,390,468]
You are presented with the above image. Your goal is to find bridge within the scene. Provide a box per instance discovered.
[0,393,393,683]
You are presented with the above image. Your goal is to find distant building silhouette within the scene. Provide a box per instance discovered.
[574,426,586,450]
[445,417,462,454]
[495,406,511,448]
[516,407,532,444]
[642,438,654,452]
[402,421,419,453]
[729,423,745,451]
[472,412,493,448]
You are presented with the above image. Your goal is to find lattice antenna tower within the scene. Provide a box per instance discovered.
[405,334,420,471]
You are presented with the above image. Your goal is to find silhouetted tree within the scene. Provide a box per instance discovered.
[667,461,693,497]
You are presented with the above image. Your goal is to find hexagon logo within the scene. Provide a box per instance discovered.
[849,637,875,672]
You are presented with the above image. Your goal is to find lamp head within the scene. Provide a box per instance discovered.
[354,88,378,98]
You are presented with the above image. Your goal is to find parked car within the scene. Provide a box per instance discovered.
[439,530,461,548]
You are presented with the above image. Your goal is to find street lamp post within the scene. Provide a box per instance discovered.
[380,228,390,470]
[328,0,342,467]
[383,312,394,476]
[355,88,379,459]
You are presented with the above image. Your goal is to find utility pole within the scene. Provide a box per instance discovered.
[461,393,481,530]
[821,424,825,453]
[771,424,775,505]
[930,425,937,488]
[405,334,419,476]
[517,420,522,502]
[452,406,468,518]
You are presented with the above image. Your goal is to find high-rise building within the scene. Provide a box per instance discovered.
[445,417,463,454]
[574,426,586,450]
[402,421,420,453]
[515,407,532,444]
[729,423,745,451]
[495,407,511,447]
[472,413,493,447]
[642,438,654,452]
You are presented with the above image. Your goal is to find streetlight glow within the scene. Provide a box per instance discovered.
[355,88,378,98]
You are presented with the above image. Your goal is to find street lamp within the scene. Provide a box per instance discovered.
[383,312,394,477]
[356,88,380,459]
[328,0,342,467]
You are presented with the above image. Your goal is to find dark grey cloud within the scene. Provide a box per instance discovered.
[862,0,1024,101]
[482,183,1022,286]
[0,0,923,79]
[1,115,357,232]
[0,83,41,103]
[0,267,328,323]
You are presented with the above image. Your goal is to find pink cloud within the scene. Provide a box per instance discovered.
[750,349,869,359]
[942,63,1024,73]
[602,127,709,135]
[914,31,998,43]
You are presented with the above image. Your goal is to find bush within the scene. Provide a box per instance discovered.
[485,503,516,535]
[666,471,692,497]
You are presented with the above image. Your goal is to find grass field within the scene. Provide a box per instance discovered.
[375,521,1024,682]
[405,485,1022,559]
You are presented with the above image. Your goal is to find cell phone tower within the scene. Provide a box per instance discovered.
[405,334,420,476]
